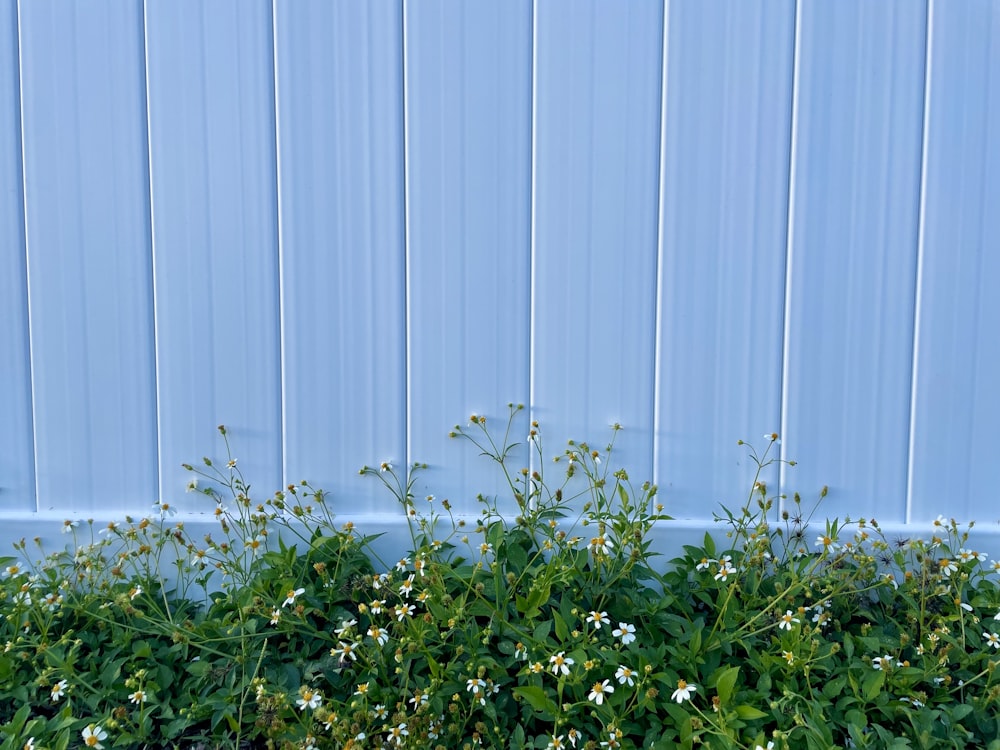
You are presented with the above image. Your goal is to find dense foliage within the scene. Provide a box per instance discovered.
[2,407,998,749]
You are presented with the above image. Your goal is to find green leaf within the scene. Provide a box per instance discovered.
[734,705,768,721]
[715,666,740,707]
[506,542,528,571]
[512,685,558,717]
[703,532,716,558]
[553,610,569,642]
[862,669,886,701]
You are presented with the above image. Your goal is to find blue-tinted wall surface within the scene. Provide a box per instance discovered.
[1,0,998,554]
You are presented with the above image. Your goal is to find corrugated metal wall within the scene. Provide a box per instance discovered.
[1,0,998,552]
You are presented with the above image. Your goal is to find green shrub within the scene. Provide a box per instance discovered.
[1,406,998,749]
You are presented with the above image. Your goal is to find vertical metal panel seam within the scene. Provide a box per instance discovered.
[528,0,538,475]
[141,0,163,502]
[906,0,934,524]
[15,0,39,513]
[271,0,288,486]
[401,0,412,473]
[651,0,670,487]
[778,0,803,510]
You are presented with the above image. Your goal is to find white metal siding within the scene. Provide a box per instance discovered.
[1,0,998,554]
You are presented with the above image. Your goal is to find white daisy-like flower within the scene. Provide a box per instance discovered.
[81,725,107,749]
[815,534,838,552]
[715,556,737,581]
[586,610,610,629]
[614,665,636,686]
[386,722,408,746]
[367,626,389,647]
[549,651,574,676]
[330,641,358,662]
[871,654,898,670]
[763,433,780,444]
[588,679,614,705]
[778,610,800,631]
[938,558,958,577]
[466,678,487,705]
[612,622,636,645]
[282,587,305,607]
[296,688,322,711]
[589,535,614,555]
[50,680,67,702]
[395,604,415,621]
[334,618,358,635]
[670,679,697,703]
[399,575,415,597]
[984,632,1000,649]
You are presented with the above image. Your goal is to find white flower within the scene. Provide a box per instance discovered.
[984,632,1000,649]
[778,610,800,631]
[395,557,409,572]
[153,502,177,517]
[269,609,281,625]
[128,689,146,704]
[695,556,714,571]
[755,743,775,750]
[670,679,697,703]
[395,604,415,621]
[612,622,636,645]
[614,665,636,686]
[379,461,392,473]
[62,519,79,534]
[589,535,614,555]
[330,641,357,663]
[715,557,737,581]
[386,722,409,745]
[399,574,415,597]
[282,587,305,607]
[186,478,198,492]
[871,654,899,670]
[50,679,67,702]
[763,433,780,444]
[81,725,108,749]
[815,534,838,552]
[549,651,574,676]
[335,618,358,635]
[296,688,322,711]
[588,679,614,705]
[586,610,610,629]
[466,678,487,705]
[938,558,958,577]
[367,626,389,646]
[128,585,142,601]
[547,735,566,750]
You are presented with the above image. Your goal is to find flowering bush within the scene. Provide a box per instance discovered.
[1,406,999,749]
